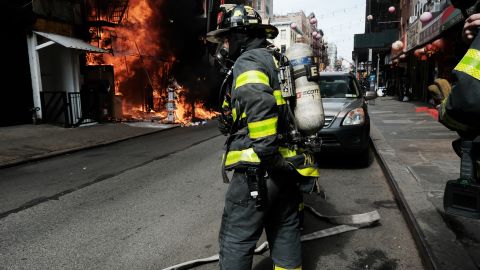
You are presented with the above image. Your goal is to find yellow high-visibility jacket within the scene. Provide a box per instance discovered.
[223,47,319,178]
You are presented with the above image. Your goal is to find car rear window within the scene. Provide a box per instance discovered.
[319,75,359,98]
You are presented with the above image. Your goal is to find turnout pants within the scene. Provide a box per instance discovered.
[219,170,302,270]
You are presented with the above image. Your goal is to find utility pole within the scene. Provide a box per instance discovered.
[376,53,380,91]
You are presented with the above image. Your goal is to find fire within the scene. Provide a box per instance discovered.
[173,83,219,125]
[86,0,218,125]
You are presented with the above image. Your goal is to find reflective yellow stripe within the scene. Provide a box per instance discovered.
[454,49,480,80]
[272,56,279,68]
[273,90,286,105]
[274,265,302,270]
[231,109,246,122]
[279,147,297,158]
[232,108,237,121]
[298,202,304,211]
[225,148,261,166]
[296,167,320,177]
[278,147,318,176]
[248,117,278,139]
[235,70,269,89]
[222,99,229,108]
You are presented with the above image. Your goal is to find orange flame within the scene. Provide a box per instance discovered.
[86,0,217,124]
[173,83,219,125]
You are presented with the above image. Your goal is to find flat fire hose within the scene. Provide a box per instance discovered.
[161,204,380,270]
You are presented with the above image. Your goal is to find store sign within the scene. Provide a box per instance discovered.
[419,13,442,45]
[406,21,420,51]
[441,5,476,32]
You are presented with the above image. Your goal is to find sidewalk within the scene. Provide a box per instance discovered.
[1,98,479,269]
[369,97,480,270]
[0,121,178,169]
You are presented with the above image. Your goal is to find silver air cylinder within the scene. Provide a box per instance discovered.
[285,43,325,135]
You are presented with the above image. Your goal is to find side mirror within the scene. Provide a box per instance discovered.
[364,91,377,100]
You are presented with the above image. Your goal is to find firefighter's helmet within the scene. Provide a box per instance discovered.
[206,4,278,43]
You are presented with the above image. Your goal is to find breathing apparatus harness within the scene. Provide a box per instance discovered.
[273,45,323,153]
[217,44,323,151]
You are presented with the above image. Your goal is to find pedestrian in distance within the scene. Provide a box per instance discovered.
[206,4,320,270]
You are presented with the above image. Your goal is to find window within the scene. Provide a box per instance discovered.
[280,29,286,39]
[319,76,359,98]
[256,0,262,11]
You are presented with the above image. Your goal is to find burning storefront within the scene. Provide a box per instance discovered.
[85,0,220,125]
[18,0,219,127]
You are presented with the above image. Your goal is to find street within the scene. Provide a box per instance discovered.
[0,122,422,270]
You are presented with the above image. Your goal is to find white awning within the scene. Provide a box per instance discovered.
[34,31,107,53]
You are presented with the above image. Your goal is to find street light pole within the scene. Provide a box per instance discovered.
[376,53,380,91]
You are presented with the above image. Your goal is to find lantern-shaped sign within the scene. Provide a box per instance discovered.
[414,48,424,58]
[388,6,395,13]
[392,40,404,51]
[420,12,433,23]
[432,38,446,52]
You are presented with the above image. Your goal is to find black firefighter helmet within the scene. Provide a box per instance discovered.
[206,4,278,43]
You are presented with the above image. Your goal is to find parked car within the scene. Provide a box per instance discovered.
[316,72,377,166]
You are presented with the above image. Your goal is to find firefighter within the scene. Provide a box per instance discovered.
[207,4,319,270]
[428,14,480,133]
[427,13,480,215]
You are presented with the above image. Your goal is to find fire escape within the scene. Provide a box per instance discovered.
[86,0,129,26]
[85,0,129,51]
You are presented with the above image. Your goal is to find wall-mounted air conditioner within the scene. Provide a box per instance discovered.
[409,16,417,24]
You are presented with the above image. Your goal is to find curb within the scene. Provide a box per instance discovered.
[369,136,437,270]
[0,125,180,170]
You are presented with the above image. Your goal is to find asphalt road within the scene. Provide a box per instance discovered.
[0,123,423,270]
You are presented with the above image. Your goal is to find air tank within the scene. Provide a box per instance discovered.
[285,43,325,135]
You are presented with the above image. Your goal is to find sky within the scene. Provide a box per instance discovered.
[273,0,366,63]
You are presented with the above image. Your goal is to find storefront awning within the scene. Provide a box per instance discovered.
[354,29,398,50]
[34,31,107,53]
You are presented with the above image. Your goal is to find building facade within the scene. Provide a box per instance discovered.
[270,11,328,69]
[250,0,273,22]
[353,0,400,89]
[2,0,123,127]
[386,0,467,102]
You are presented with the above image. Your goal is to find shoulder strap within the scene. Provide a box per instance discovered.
[221,99,243,183]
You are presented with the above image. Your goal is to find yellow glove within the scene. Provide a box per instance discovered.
[427,78,452,105]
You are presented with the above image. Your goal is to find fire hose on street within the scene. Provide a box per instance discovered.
[161,205,380,270]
